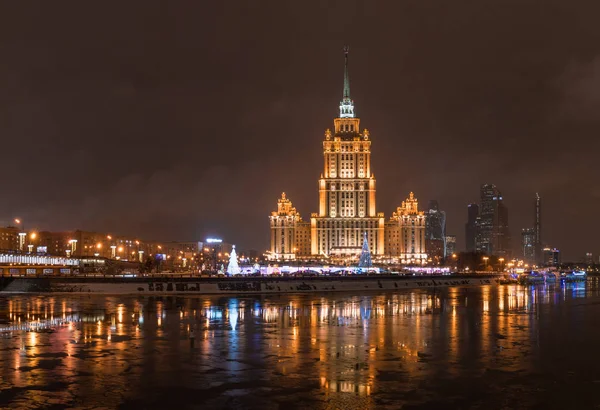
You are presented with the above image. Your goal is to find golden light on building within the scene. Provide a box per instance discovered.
[309,48,384,260]
[385,192,427,264]
[269,48,427,264]
[268,192,310,261]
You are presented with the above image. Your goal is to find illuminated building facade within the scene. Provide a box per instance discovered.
[310,48,384,259]
[425,200,446,261]
[534,193,542,263]
[476,184,497,253]
[445,235,456,258]
[542,247,560,266]
[268,192,310,260]
[0,226,19,251]
[521,228,535,263]
[474,184,510,257]
[385,192,427,264]
[268,48,429,263]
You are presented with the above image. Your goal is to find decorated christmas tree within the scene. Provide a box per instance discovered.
[226,245,241,276]
[358,232,373,268]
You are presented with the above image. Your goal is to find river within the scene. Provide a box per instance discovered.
[1,281,599,409]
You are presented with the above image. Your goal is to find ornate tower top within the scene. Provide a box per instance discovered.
[392,192,425,218]
[339,46,355,118]
[272,192,302,219]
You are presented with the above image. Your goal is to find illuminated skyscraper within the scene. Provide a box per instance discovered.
[270,48,427,264]
[425,200,446,261]
[310,48,385,259]
[477,184,497,253]
[445,235,457,258]
[534,193,542,262]
[494,197,510,257]
[521,228,535,263]
[474,184,510,257]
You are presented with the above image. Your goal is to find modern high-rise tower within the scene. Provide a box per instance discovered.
[474,184,510,257]
[477,184,497,254]
[425,200,446,260]
[521,228,535,263]
[534,193,542,262]
[310,48,385,258]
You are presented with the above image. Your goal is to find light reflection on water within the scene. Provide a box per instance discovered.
[0,281,599,409]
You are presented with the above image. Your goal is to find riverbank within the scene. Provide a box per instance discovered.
[0,274,500,295]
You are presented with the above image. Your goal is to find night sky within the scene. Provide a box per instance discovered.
[2,1,599,261]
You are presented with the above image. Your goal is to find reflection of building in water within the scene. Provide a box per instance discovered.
[2,288,570,406]
[0,314,80,332]
[320,377,371,396]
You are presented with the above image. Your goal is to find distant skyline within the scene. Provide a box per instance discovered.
[1,1,599,260]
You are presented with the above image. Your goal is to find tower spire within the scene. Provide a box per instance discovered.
[339,45,355,118]
[343,45,350,99]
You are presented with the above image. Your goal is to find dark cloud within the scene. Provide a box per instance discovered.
[1,1,600,259]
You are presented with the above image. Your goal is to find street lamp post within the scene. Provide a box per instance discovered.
[482,256,489,271]
[27,232,37,254]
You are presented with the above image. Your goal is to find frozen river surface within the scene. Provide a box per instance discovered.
[1,281,600,409]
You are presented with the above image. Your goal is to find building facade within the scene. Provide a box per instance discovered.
[268,192,310,260]
[521,228,535,263]
[534,193,542,263]
[268,48,427,264]
[445,235,457,257]
[472,184,510,257]
[425,200,446,261]
[0,226,19,251]
[385,192,427,264]
[542,247,560,266]
[309,48,385,260]
[477,184,497,254]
